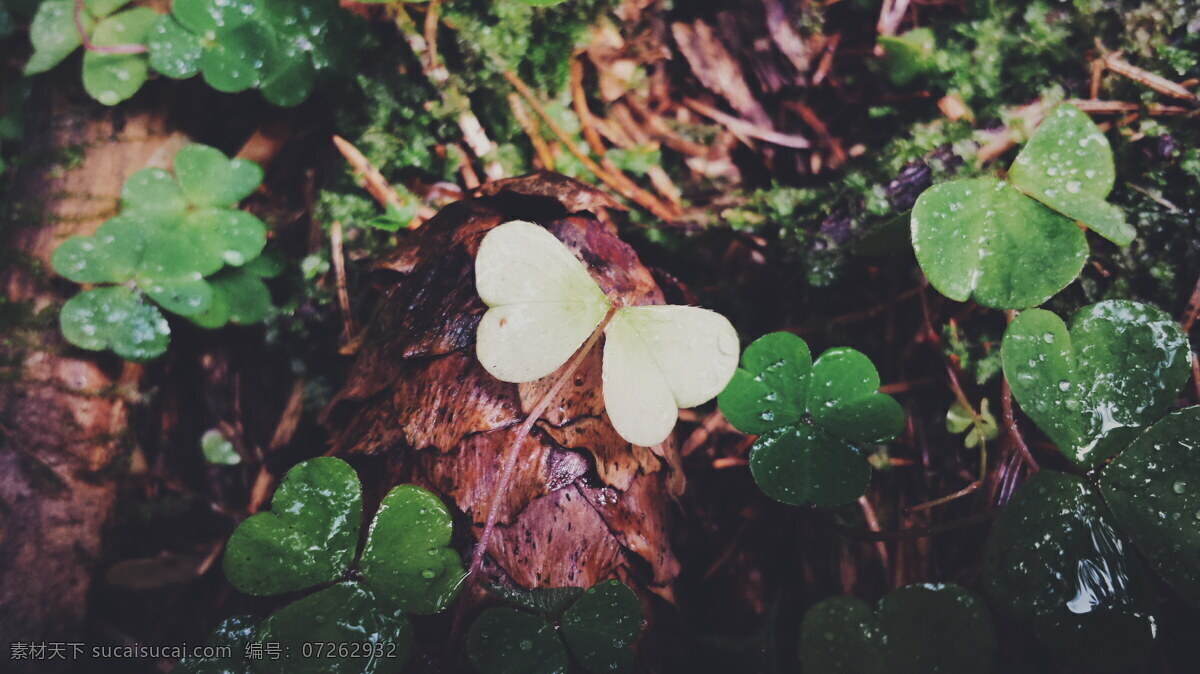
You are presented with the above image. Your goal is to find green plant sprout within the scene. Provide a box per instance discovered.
[946,398,997,449]
[200,428,240,465]
[985,299,1198,669]
[877,27,937,87]
[912,103,1131,309]
[206,457,464,673]
[717,331,903,507]
[799,583,996,674]
[1001,300,1190,469]
[24,0,355,107]
[466,580,644,674]
[52,143,278,361]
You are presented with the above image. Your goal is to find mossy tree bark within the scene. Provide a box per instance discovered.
[0,81,186,664]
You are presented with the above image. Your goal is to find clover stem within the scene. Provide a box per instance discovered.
[449,307,615,645]
[73,0,149,55]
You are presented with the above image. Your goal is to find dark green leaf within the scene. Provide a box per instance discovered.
[198,21,271,93]
[254,583,411,674]
[183,208,267,267]
[1101,407,1200,609]
[561,580,642,673]
[984,471,1157,670]
[173,0,258,36]
[359,484,464,615]
[223,456,362,596]
[800,584,995,674]
[208,268,272,324]
[1002,301,1190,468]
[141,277,214,317]
[719,332,901,507]
[466,607,568,674]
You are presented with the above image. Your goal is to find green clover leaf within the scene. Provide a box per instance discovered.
[174,144,264,208]
[51,214,146,284]
[1009,103,1135,246]
[560,581,642,673]
[81,7,157,106]
[911,104,1130,309]
[223,456,362,596]
[190,267,272,328]
[984,471,1157,671]
[799,583,996,674]
[717,332,903,506]
[172,615,257,674]
[255,582,412,674]
[59,286,169,361]
[121,167,189,224]
[1100,406,1200,609]
[25,0,92,75]
[468,608,568,674]
[201,428,240,466]
[1001,300,1190,469]
[147,14,202,79]
[360,484,465,615]
[467,581,644,674]
[912,177,1087,309]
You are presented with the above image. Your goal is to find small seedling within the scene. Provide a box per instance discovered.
[717,332,903,507]
[52,144,277,361]
[215,457,464,673]
[200,428,240,465]
[1001,299,1190,468]
[799,583,996,674]
[912,103,1130,309]
[466,580,644,674]
[878,27,937,86]
[946,398,997,449]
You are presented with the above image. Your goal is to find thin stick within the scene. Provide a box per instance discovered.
[329,221,356,348]
[829,509,998,542]
[331,135,432,226]
[1103,52,1198,101]
[1181,272,1200,334]
[450,309,615,641]
[503,70,679,222]
[507,94,557,171]
[73,0,147,54]
[683,98,811,149]
[857,495,891,579]
[1001,377,1038,470]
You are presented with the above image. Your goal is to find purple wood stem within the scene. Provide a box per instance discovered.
[74,0,149,55]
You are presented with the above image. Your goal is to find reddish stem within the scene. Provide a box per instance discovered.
[74,0,149,55]
[448,309,615,645]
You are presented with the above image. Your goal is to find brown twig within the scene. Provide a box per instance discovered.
[329,221,357,350]
[507,94,556,171]
[1102,51,1198,101]
[331,135,431,226]
[683,98,811,149]
[857,495,891,580]
[502,70,679,222]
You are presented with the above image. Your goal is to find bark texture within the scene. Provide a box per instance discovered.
[326,173,683,599]
[0,85,185,660]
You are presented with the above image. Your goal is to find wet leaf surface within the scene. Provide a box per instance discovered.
[360,484,464,615]
[1002,300,1190,468]
[59,286,169,361]
[912,177,1087,309]
[984,471,1158,671]
[172,615,258,674]
[467,608,568,674]
[224,457,362,596]
[255,582,411,674]
[81,8,156,106]
[1009,103,1134,246]
[1101,406,1200,608]
[174,144,263,208]
[800,583,995,674]
[560,580,642,673]
[718,332,902,506]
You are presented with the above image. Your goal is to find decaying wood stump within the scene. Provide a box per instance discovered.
[325,173,683,600]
